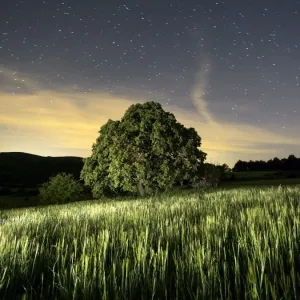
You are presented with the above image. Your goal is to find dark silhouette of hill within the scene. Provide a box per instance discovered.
[0,152,84,188]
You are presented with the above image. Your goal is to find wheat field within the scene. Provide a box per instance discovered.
[0,185,299,299]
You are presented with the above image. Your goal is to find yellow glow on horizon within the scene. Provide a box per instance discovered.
[1,67,300,167]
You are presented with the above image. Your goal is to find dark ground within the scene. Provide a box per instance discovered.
[1,177,300,210]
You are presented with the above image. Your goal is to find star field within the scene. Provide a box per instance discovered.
[1,0,300,166]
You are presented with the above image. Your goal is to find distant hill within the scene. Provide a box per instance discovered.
[0,152,84,187]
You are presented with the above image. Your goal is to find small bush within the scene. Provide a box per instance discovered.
[38,173,84,205]
[194,163,221,188]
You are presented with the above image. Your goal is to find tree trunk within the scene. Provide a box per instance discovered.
[137,181,145,197]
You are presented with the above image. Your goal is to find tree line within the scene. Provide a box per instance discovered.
[233,155,300,172]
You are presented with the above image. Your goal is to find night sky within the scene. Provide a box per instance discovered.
[1,0,300,167]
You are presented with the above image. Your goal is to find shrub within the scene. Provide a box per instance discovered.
[194,163,221,188]
[38,173,84,205]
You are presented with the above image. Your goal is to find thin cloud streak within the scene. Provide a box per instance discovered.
[191,57,217,125]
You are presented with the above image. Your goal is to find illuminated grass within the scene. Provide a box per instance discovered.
[0,185,299,299]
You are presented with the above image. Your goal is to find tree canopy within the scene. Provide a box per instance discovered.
[80,101,207,198]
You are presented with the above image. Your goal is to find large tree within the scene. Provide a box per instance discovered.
[80,101,206,198]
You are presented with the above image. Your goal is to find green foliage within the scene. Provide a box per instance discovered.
[38,172,84,205]
[80,102,207,198]
[80,119,122,198]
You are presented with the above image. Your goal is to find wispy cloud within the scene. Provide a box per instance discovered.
[191,56,217,124]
